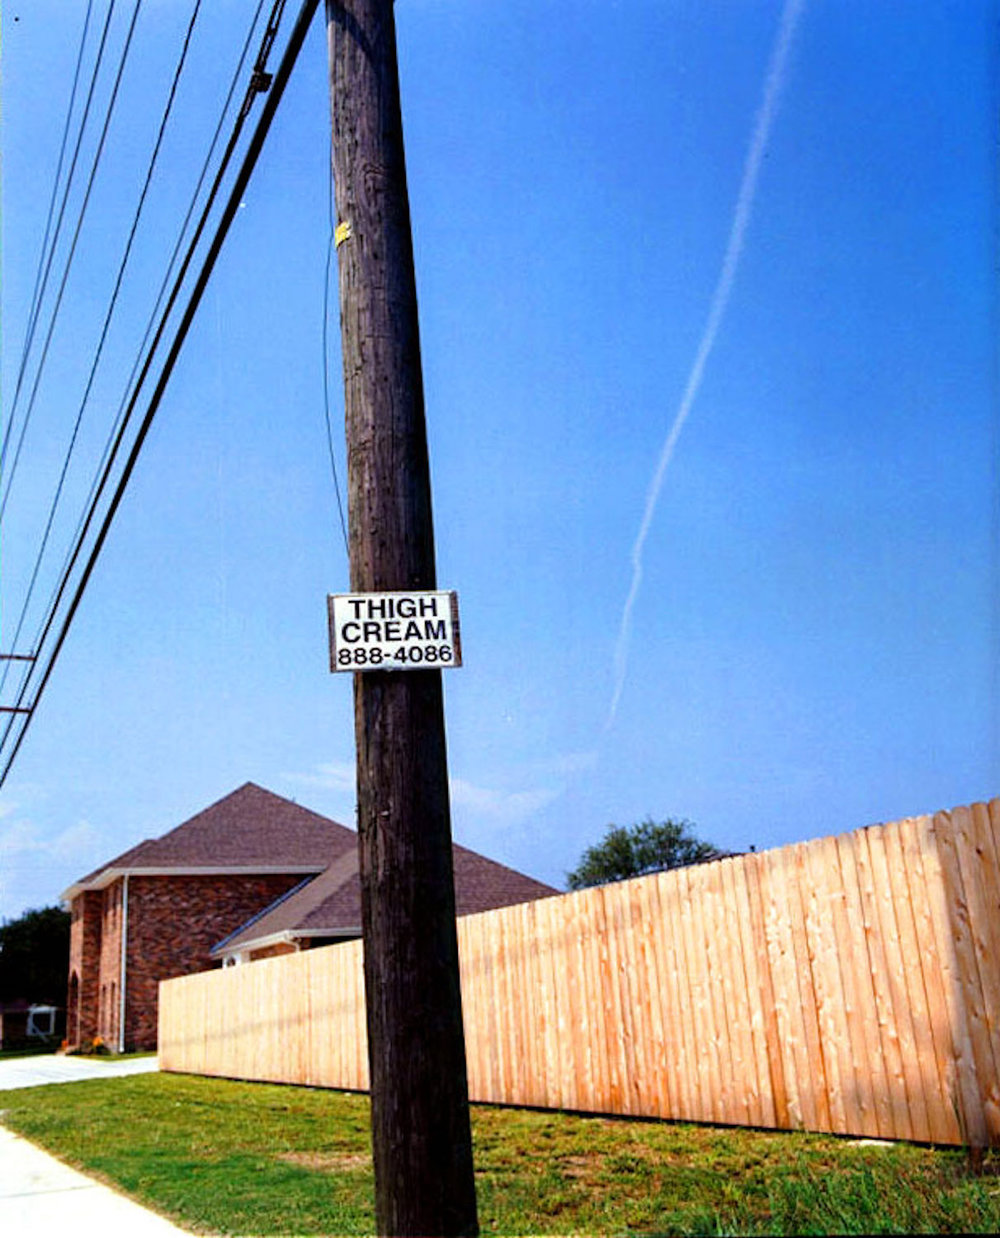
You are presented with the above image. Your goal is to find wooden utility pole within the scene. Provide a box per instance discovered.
[325,3,479,1235]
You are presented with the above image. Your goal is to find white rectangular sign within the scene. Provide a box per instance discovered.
[328,590,462,672]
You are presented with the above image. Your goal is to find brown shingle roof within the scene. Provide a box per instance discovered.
[213,839,558,957]
[65,783,353,896]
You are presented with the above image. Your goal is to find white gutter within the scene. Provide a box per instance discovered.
[118,873,129,1053]
[212,926,362,961]
[61,864,326,902]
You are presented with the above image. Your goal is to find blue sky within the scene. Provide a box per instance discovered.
[1,0,996,922]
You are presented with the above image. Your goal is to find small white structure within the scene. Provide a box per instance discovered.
[26,1004,59,1040]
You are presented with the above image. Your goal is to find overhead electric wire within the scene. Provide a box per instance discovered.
[4,0,267,750]
[37,0,269,647]
[0,0,322,787]
[2,0,273,752]
[0,0,204,703]
[11,0,95,426]
[7,0,270,707]
[0,0,118,479]
[0,0,145,522]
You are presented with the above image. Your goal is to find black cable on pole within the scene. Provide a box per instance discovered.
[0,0,322,788]
[323,155,350,557]
[0,0,203,703]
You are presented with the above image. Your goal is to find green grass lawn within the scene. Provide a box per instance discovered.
[1,1072,997,1235]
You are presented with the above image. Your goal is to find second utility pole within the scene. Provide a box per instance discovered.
[325,2,479,1236]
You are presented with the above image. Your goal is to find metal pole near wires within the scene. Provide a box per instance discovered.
[325,2,478,1235]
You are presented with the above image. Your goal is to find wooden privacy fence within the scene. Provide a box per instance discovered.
[159,799,1000,1146]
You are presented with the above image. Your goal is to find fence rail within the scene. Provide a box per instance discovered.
[159,799,1000,1145]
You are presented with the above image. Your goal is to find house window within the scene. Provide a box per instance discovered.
[26,1007,56,1039]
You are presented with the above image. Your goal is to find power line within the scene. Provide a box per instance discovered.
[1,0,118,484]
[0,1,204,705]
[35,0,269,655]
[323,135,350,557]
[12,0,96,427]
[0,0,144,523]
[0,0,322,788]
[3,0,268,718]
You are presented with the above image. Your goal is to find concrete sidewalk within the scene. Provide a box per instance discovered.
[0,1126,192,1234]
[0,1051,160,1090]
[0,1055,192,1234]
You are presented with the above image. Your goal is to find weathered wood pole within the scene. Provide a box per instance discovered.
[325,2,479,1235]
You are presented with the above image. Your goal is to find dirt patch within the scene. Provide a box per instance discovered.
[562,1154,600,1179]
[278,1151,370,1173]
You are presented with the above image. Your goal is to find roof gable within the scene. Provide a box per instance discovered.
[67,783,354,894]
[213,838,559,957]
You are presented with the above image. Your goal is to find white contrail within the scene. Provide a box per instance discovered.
[607,0,807,729]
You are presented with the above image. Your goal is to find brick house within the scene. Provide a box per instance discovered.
[63,782,556,1051]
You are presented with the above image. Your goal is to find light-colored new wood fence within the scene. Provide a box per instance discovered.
[159,800,1000,1145]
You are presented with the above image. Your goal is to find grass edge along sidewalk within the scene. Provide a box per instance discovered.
[1,1072,998,1236]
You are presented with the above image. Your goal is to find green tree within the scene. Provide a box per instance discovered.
[566,818,724,890]
[0,904,71,1004]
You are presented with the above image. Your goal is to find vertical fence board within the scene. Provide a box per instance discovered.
[988,801,1000,883]
[503,904,527,1106]
[538,898,560,1111]
[897,815,962,1144]
[719,858,757,1128]
[685,863,720,1123]
[539,898,561,1110]
[882,818,939,1143]
[836,830,892,1137]
[601,884,630,1114]
[703,859,740,1127]
[854,827,913,1138]
[656,867,695,1121]
[477,913,501,1103]
[619,878,650,1114]
[801,837,850,1135]
[581,888,604,1111]
[788,843,832,1132]
[745,852,789,1129]
[934,810,998,1143]
[518,901,543,1109]
[920,815,987,1145]
[678,864,715,1122]
[761,847,808,1129]
[823,831,876,1137]
[954,804,1000,1136]
[728,856,773,1128]
[490,908,513,1105]
[539,896,564,1110]
[566,891,591,1112]
[644,875,670,1120]
[506,903,532,1106]
[549,894,576,1111]
[867,824,928,1142]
